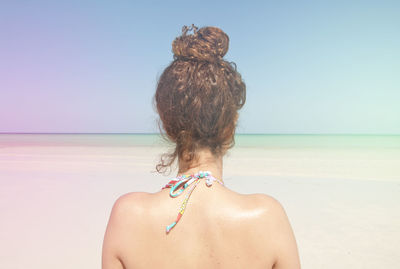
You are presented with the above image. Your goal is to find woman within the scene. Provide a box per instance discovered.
[102,24,301,269]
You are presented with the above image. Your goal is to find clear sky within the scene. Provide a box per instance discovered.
[0,0,399,134]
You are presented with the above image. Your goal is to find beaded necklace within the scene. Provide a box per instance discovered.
[162,171,224,233]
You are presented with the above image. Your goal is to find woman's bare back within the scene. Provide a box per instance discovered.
[102,180,300,269]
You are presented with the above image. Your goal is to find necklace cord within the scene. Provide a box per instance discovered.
[162,171,223,233]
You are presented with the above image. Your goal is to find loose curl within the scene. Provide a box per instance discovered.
[154,24,246,173]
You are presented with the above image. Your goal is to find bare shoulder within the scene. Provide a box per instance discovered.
[102,192,153,269]
[245,193,301,269]
[238,192,286,217]
[247,193,284,209]
[113,192,152,209]
[110,192,153,220]
[245,192,294,235]
[103,193,152,251]
[105,191,155,238]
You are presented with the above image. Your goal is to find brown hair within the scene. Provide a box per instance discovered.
[155,24,246,173]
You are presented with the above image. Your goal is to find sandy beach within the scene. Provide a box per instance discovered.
[1,141,400,268]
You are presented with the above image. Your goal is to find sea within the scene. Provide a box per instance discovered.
[1,133,399,150]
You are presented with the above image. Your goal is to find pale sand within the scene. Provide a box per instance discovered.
[0,145,399,268]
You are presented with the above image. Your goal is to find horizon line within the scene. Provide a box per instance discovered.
[0,132,399,136]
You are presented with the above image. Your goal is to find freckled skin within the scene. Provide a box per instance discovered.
[102,180,301,269]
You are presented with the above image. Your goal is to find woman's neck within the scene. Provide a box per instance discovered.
[178,148,223,183]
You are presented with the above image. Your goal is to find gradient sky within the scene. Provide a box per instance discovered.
[0,0,399,134]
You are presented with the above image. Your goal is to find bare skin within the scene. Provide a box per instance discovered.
[102,149,301,269]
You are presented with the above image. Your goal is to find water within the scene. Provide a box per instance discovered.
[0,133,399,150]
[234,134,400,150]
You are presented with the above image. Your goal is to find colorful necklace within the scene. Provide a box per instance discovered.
[162,171,224,233]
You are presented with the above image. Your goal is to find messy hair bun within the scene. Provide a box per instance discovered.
[172,24,229,63]
[155,24,246,173]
